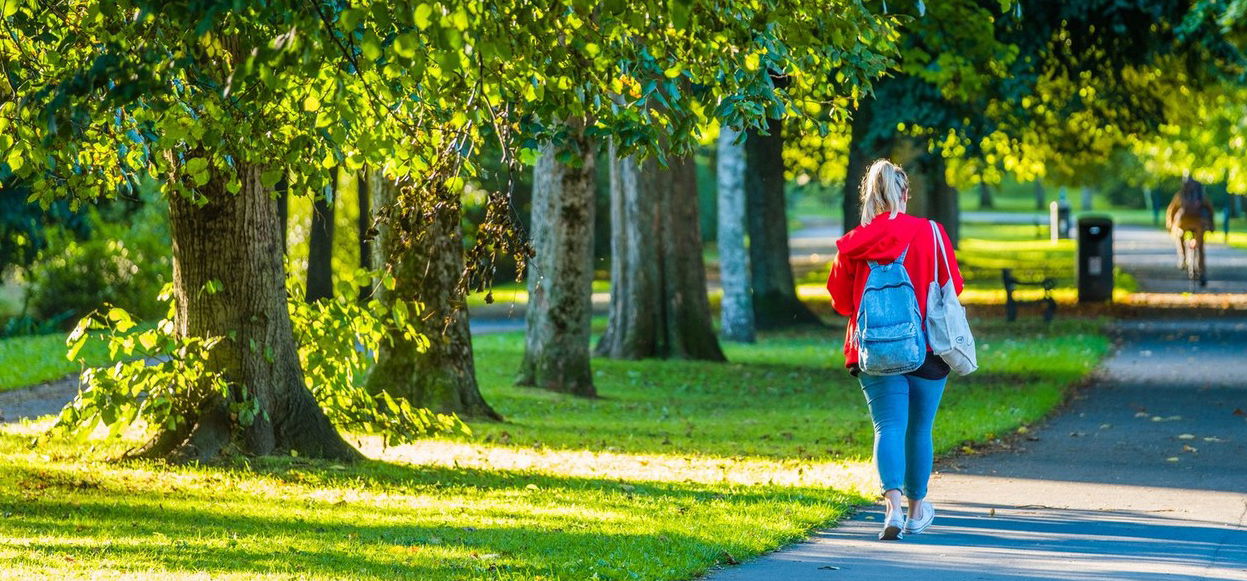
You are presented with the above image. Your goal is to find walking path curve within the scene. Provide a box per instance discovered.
[704,221,1247,580]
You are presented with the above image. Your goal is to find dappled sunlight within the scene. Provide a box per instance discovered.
[0,425,862,580]
[366,438,878,494]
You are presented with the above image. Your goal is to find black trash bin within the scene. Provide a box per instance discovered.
[1077,216,1114,302]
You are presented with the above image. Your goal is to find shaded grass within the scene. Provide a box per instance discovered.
[467,318,1107,461]
[0,332,111,392]
[0,429,852,581]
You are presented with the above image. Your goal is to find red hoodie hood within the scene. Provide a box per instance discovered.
[835,212,927,262]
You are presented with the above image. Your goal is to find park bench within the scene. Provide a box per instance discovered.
[1002,268,1057,322]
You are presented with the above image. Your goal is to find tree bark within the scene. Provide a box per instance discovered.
[659,154,725,360]
[1081,185,1094,211]
[517,123,596,396]
[364,174,501,420]
[744,118,821,329]
[357,171,373,302]
[276,176,289,254]
[929,155,960,248]
[597,144,725,360]
[1034,180,1046,211]
[306,169,337,302]
[978,181,994,210]
[134,164,360,463]
[597,144,658,358]
[842,99,878,231]
[716,127,755,343]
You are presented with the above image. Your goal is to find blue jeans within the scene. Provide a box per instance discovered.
[858,373,947,500]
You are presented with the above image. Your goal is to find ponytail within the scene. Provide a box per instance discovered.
[859,159,909,226]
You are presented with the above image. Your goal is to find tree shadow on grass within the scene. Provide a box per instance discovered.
[0,451,856,580]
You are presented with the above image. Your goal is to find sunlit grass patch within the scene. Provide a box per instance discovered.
[0,424,857,581]
[0,332,112,392]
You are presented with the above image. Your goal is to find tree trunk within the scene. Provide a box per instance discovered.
[929,155,960,248]
[659,154,725,360]
[517,123,596,396]
[978,181,994,210]
[716,127,755,343]
[597,145,725,360]
[1081,185,1094,211]
[357,171,373,302]
[364,174,501,420]
[842,99,878,231]
[277,176,289,253]
[306,169,337,302]
[133,164,360,463]
[744,118,821,329]
[1034,180,1045,211]
[891,140,959,247]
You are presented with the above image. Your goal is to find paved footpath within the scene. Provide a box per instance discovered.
[706,224,1247,580]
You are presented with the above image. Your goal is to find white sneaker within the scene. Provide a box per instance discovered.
[904,501,935,535]
[878,507,905,541]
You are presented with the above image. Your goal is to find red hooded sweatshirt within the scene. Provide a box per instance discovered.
[826,212,964,368]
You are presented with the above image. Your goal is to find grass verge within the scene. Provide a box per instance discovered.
[0,332,112,392]
[1,316,1108,580]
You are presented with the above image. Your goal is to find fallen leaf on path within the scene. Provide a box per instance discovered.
[1177,434,1196,440]
[818,566,841,570]
[1166,457,1180,462]
[1151,415,1182,422]
[1203,437,1225,443]
[1182,445,1198,454]
[1134,412,1150,418]
[1099,424,1112,430]
[1233,409,1245,417]
[1069,431,1085,437]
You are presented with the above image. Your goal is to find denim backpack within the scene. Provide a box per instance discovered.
[854,247,926,375]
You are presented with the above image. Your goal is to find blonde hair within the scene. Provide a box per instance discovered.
[859,159,908,225]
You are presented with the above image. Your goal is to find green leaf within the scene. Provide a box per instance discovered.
[339,7,366,30]
[394,32,420,58]
[107,307,136,332]
[393,299,409,327]
[138,331,159,352]
[261,169,283,189]
[66,318,91,361]
[414,3,433,30]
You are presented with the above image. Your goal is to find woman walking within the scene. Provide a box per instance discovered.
[827,159,964,540]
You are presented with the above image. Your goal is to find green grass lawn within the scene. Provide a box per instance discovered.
[0,316,1108,580]
[0,332,113,392]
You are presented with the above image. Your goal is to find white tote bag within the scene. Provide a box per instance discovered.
[925,220,978,375]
